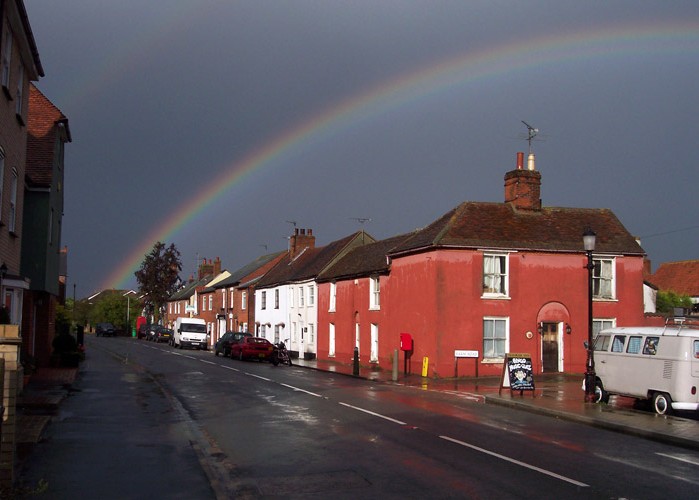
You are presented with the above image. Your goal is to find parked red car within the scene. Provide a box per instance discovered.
[231,336,274,361]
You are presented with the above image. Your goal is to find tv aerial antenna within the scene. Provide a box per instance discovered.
[521,120,539,154]
[350,217,371,224]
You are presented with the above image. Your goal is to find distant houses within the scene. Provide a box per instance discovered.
[165,152,672,377]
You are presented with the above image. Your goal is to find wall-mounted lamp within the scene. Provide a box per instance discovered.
[565,323,572,335]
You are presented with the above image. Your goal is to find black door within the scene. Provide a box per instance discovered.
[542,322,559,373]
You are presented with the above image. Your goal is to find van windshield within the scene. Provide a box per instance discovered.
[594,335,610,351]
[182,324,207,333]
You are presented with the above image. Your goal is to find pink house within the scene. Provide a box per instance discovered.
[317,154,647,378]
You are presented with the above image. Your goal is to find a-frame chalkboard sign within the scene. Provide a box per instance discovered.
[499,353,535,397]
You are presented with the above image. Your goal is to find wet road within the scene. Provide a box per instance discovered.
[39,337,699,498]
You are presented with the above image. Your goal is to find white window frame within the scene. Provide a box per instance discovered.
[483,253,509,297]
[208,295,212,311]
[299,286,305,307]
[593,318,616,339]
[261,291,267,310]
[329,282,336,312]
[482,316,509,361]
[370,276,380,310]
[308,285,315,306]
[328,323,336,357]
[592,257,616,300]
[370,323,379,363]
[274,289,279,309]
[241,290,247,310]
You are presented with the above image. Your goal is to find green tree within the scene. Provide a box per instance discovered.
[656,290,692,314]
[135,241,182,322]
[93,293,130,330]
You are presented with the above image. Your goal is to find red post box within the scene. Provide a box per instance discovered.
[400,333,413,352]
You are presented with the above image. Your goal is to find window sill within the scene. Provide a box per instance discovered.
[481,294,510,300]
[481,357,505,364]
[369,306,380,311]
[593,297,618,302]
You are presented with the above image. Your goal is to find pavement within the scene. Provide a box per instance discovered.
[13,341,699,490]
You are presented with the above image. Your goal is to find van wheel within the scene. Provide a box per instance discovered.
[652,392,672,415]
[594,383,609,404]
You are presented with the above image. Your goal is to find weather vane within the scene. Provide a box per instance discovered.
[521,120,539,154]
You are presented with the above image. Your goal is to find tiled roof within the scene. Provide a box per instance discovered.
[169,277,209,300]
[213,252,285,289]
[318,232,415,282]
[650,260,699,297]
[256,231,374,288]
[388,202,644,257]
[26,84,71,187]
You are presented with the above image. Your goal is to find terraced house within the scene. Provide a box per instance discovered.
[315,153,649,377]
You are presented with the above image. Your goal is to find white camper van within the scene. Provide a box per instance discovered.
[173,317,208,350]
[587,323,699,415]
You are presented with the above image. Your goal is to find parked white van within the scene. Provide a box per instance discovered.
[173,317,208,350]
[588,323,699,415]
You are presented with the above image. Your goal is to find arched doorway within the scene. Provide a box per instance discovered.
[536,302,571,373]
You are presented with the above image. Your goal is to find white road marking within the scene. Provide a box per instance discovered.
[279,383,323,397]
[657,452,699,467]
[246,373,271,382]
[599,452,699,486]
[440,435,589,487]
[199,359,216,365]
[220,365,239,372]
[338,402,407,425]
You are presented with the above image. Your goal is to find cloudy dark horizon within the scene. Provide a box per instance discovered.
[24,1,699,297]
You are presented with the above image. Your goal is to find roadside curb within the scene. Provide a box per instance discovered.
[294,360,699,452]
[483,394,699,452]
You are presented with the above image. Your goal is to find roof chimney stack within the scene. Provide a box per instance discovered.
[289,227,316,259]
[504,152,542,210]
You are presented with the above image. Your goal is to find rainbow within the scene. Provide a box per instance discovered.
[101,22,699,291]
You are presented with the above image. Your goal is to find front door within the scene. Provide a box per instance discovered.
[542,322,560,372]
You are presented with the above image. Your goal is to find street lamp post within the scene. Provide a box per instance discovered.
[583,229,597,403]
[123,290,137,336]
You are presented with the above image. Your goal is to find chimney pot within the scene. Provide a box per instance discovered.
[527,153,536,171]
[516,152,524,170]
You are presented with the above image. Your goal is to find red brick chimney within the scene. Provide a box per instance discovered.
[504,152,542,210]
[289,228,315,259]
[198,258,218,279]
